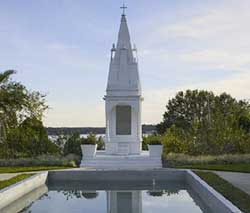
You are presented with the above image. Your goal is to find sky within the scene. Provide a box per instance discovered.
[1,0,250,127]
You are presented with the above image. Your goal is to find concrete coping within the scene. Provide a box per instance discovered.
[0,172,48,210]
[186,170,242,213]
[0,169,243,213]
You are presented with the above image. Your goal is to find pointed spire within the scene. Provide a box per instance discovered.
[115,11,133,60]
[106,6,141,96]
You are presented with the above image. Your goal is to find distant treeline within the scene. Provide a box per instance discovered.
[46,124,156,136]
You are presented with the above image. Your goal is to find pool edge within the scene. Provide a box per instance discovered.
[0,171,48,209]
[0,169,243,213]
[186,170,242,213]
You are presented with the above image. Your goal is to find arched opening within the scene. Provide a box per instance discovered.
[116,105,131,135]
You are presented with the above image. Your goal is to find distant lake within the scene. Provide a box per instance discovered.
[48,134,105,142]
[49,133,150,142]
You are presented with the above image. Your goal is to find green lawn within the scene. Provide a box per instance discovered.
[195,171,250,213]
[0,166,72,173]
[0,174,34,190]
[176,163,250,173]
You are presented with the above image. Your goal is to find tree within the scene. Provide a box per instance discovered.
[157,90,250,155]
[5,117,59,158]
[0,70,16,142]
[157,90,214,134]
[0,70,51,158]
[0,70,48,140]
[54,134,67,154]
[63,133,82,157]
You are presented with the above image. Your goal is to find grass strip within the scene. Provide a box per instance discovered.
[176,163,250,173]
[0,166,71,173]
[194,171,250,213]
[0,174,33,190]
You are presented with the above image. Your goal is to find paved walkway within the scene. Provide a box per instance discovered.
[0,173,18,181]
[213,171,250,196]
[0,168,76,182]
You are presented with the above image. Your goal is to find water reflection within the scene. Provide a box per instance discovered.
[147,189,179,197]
[107,191,142,213]
[60,190,99,200]
[0,181,213,213]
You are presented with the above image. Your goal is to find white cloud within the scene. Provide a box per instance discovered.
[161,2,250,41]
[144,0,250,71]
[180,49,250,71]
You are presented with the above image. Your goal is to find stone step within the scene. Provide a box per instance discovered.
[83,163,161,166]
[80,151,162,169]
[81,163,161,168]
[80,164,162,169]
[83,158,161,162]
[94,156,156,159]
[82,161,161,164]
[81,166,162,169]
[80,159,162,169]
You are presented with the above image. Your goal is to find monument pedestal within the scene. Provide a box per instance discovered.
[80,151,162,169]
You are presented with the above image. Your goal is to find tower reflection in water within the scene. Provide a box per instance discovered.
[107,191,142,213]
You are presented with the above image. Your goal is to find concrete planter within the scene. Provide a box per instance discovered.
[81,144,97,159]
[148,145,162,157]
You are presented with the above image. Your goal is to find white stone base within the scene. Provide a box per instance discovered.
[80,151,162,169]
[105,142,141,155]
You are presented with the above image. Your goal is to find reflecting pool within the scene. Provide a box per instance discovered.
[8,181,212,213]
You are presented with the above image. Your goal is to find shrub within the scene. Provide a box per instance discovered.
[0,154,78,167]
[163,153,250,167]
[148,139,162,145]
[2,118,60,159]
[97,136,105,150]
[161,126,188,155]
[63,133,82,157]
[143,135,162,146]
[82,133,97,145]
[142,136,149,150]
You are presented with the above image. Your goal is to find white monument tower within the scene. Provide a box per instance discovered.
[80,5,162,169]
[104,5,142,155]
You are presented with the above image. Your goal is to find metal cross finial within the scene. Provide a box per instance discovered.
[120,3,127,15]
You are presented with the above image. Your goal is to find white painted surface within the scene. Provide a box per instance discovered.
[104,13,142,156]
[106,15,141,96]
[81,144,97,159]
[80,151,162,169]
[148,145,163,157]
[0,172,48,210]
